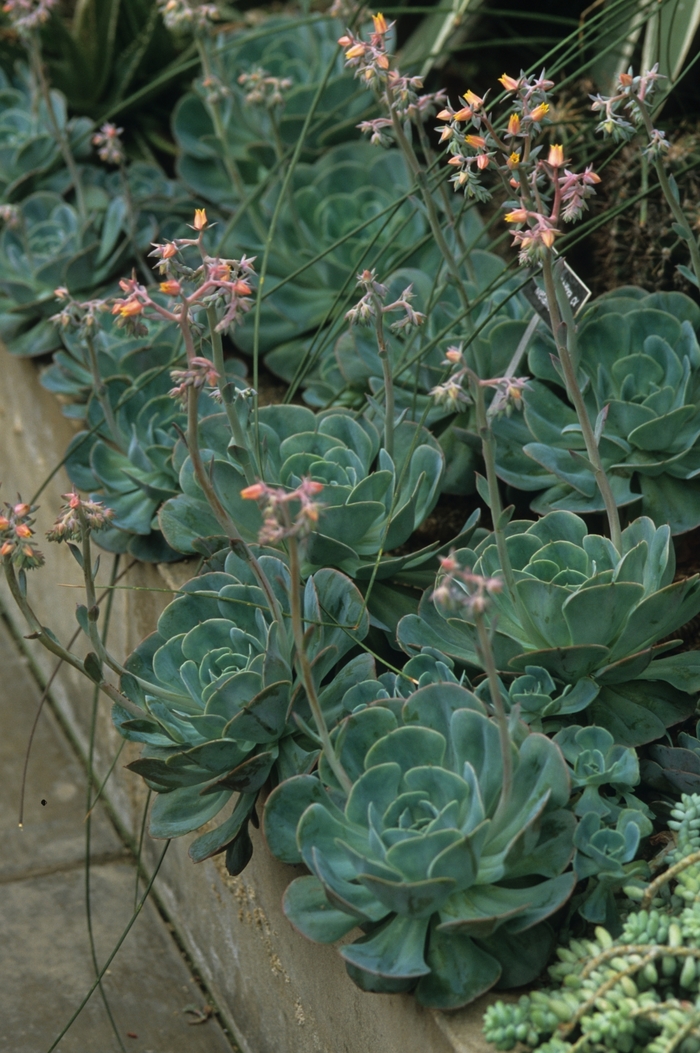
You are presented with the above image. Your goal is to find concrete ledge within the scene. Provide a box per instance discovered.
[0,344,497,1053]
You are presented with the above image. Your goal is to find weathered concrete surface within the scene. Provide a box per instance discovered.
[0,616,235,1052]
[0,344,500,1053]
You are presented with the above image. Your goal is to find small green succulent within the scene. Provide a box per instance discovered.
[159,404,465,584]
[493,288,700,533]
[483,793,700,1053]
[172,15,374,207]
[64,367,228,562]
[114,548,371,871]
[398,511,700,746]
[0,65,93,199]
[264,687,577,1008]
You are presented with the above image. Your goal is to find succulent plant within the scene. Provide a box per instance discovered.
[172,15,374,208]
[492,288,700,534]
[398,511,700,746]
[483,793,700,1053]
[159,404,470,585]
[113,547,371,871]
[641,719,700,797]
[64,366,232,562]
[0,65,93,199]
[264,686,578,1008]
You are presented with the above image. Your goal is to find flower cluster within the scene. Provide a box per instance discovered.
[46,492,114,543]
[240,478,324,546]
[157,0,218,31]
[0,499,44,569]
[345,268,425,332]
[2,0,57,34]
[430,344,528,417]
[168,357,219,403]
[591,66,666,151]
[432,553,502,617]
[237,67,293,110]
[339,14,446,146]
[50,290,108,336]
[92,123,125,166]
[109,211,256,337]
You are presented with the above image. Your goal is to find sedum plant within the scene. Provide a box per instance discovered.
[493,288,700,534]
[264,684,578,1009]
[484,792,700,1053]
[398,511,700,746]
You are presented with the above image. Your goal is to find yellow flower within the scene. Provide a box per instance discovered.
[372,12,388,34]
[507,151,521,169]
[345,42,365,59]
[498,74,521,92]
[464,90,483,108]
[530,102,550,123]
[193,208,208,230]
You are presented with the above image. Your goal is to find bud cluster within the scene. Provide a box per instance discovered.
[169,356,219,403]
[240,478,324,546]
[46,492,114,543]
[238,67,293,110]
[591,66,666,153]
[50,290,108,336]
[0,498,44,569]
[92,123,126,166]
[432,552,502,617]
[345,268,425,332]
[430,345,528,417]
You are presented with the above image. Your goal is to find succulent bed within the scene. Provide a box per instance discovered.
[5,0,700,1042]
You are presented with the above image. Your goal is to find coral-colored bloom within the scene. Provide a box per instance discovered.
[240,483,267,500]
[15,523,31,538]
[452,106,473,122]
[159,280,181,296]
[476,154,490,169]
[498,74,521,92]
[193,208,208,231]
[464,90,483,108]
[547,143,565,166]
[505,208,528,223]
[112,299,143,318]
[465,134,487,149]
[372,12,388,34]
[507,113,521,135]
[436,108,453,121]
[530,102,550,122]
[345,42,365,58]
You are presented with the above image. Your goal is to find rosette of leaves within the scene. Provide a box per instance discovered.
[113,547,372,872]
[264,684,577,1008]
[159,404,466,585]
[0,65,93,199]
[493,288,700,533]
[641,719,700,797]
[226,142,439,367]
[64,366,230,562]
[172,15,374,207]
[397,511,700,746]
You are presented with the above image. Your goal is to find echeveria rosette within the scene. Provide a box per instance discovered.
[64,367,233,562]
[264,685,577,1008]
[640,719,700,798]
[398,511,700,747]
[159,404,465,585]
[173,15,374,208]
[228,142,437,366]
[493,288,700,533]
[113,547,372,872]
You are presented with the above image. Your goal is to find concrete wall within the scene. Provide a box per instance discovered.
[0,345,498,1053]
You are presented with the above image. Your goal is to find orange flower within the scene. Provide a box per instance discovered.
[530,102,550,123]
[345,43,365,59]
[447,155,464,166]
[112,299,143,318]
[436,109,453,121]
[193,208,208,231]
[505,208,528,223]
[240,483,267,500]
[466,134,487,150]
[0,516,8,530]
[376,53,389,69]
[507,113,521,136]
[619,72,633,87]
[13,503,30,516]
[452,106,473,122]
[0,541,14,556]
[232,280,252,296]
[159,280,182,296]
[15,523,31,539]
[498,74,521,92]
[464,90,483,108]
[541,229,557,248]
[372,12,388,34]
[547,143,565,166]
[477,154,490,170]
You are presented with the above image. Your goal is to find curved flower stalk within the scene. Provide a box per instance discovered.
[483,792,700,1053]
[113,547,371,871]
[159,402,459,583]
[264,682,577,1008]
[492,288,700,533]
[398,511,700,746]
